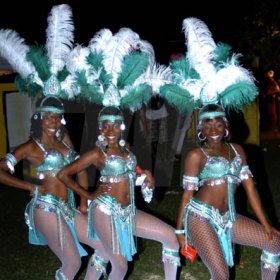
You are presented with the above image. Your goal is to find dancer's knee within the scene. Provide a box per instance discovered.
[110,257,128,279]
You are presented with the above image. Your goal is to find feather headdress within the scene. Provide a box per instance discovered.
[68,27,171,112]
[0,4,76,99]
[160,17,258,115]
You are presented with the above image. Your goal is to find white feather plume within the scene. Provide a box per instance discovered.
[183,17,216,82]
[89,28,113,53]
[0,29,36,78]
[136,63,172,93]
[67,45,90,74]
[46,4,74,75]
[61,75,79,99]
[101,28,140,83]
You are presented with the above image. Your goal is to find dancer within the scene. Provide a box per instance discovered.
[159,17,280,279]
[0,5,109,279]
[58,106,180,279]
[58,28,180,279]
[0,96,110,279]
[176,104,280,279]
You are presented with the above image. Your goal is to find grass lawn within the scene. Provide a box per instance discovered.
[0,138,279,279]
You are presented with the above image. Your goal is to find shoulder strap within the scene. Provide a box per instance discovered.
[98,146,107,157]
[61,140,73,150]
[200,147,209,158]
[32,138,46,152]
[229,143,238,156]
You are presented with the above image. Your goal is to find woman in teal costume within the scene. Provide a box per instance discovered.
[176,104,280,280]
[0,96,109,280]
[58,106,180,280]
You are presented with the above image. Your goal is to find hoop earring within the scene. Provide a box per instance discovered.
[119,139,125,147]
[96,134,108,148]
[120,122,126,131]
[198,132,206,141]
[224,129,229,138]
[61,115,66,125]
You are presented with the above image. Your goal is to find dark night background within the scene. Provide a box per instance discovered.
[0,0,257,65]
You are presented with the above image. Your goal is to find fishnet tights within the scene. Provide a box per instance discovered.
[74,211,109,280]
[34,209,109,280]
[187,213,280,280]
[92,208,179,280]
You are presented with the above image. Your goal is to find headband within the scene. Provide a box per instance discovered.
[198,111,226,121]
[98,115,124,123]
[36,96,65,114]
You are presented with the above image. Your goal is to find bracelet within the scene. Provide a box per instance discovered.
[174,229,185,235]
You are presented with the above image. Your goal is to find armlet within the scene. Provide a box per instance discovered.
[3,153,17,174]
[182,175,199,191]
[239,165,253,181]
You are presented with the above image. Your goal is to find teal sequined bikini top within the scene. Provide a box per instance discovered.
[33,138,79,179]
[198,143,243,186]
[99,147,137,183]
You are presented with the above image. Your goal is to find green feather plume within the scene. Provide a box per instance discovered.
[87,51,112,91]
[219,82,258,111]
[57,66,70,82]
[27,46,51,81]
[117,52,148,89]
[15,75,42,97]
[160,84,199,115]
[87,51,103,71]
[75,71,103,104]
[214,43,232,64]
[121,84,152,111]
[170,57,199,84]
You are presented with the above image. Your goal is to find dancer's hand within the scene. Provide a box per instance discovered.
[264,224,280,240]
[143,170,155,190]
[89,184,112,200]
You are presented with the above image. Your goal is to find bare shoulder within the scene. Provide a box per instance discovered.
[184,147,203,167]
[185,147,202,161]
[230,142,245,155]
[183,147,202,175]
[230,142,248,162]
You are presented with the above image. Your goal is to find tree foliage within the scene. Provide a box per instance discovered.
[232,0,280,74]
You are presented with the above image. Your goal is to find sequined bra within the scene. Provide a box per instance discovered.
[33,138,79,179]
[99,147,137,183]
[198,143,242,186]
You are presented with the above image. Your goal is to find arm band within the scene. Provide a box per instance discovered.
[239,165,253,181]
[4,153,17,174]
[182,175,199,191]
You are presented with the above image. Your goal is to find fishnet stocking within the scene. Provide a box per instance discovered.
[74,211,109,280]
[187,214,228,280]
[34,208,81,280]
[187,213,280,280]
[92,208,179,280]
[232,214,280,280]
[92,207,128,280]
[135,209,179,280]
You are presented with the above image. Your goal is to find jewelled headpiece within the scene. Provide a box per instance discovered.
[159,17,258,115]
[0,4,76,99]
[67,27,171,112]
